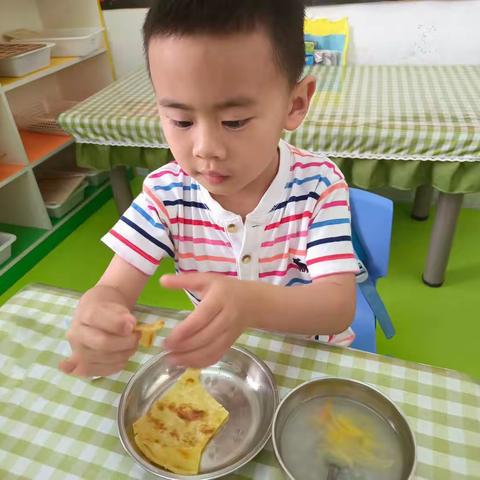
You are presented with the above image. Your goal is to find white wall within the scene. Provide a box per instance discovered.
[102,0,480,77]
[103,8,148,78]
[308,0,480,65]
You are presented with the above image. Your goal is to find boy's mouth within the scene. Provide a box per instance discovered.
[198,170,229,185]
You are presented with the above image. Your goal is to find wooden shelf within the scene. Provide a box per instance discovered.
[19,130,74,166]
[0,48,107,92]
[0,163,25,187]
[0,0,116,296]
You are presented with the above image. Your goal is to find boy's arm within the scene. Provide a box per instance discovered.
[252,272,356,335]
[161,271,356,368]
[61,169,175,377]
[84,254,150,311]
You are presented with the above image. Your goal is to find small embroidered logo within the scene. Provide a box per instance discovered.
[293,258,309,273]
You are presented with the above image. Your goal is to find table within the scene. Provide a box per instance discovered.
[59,65,480,287]
[1,284,479,479]
[294,65,480,288]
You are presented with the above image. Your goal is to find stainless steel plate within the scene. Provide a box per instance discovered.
[272,377,416,480]
[118,346,278,479]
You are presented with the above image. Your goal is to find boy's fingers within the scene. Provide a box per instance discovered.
[160,273,215,296]
[79,346,138,364]
[81,306,136,336]
[59,352,82,374]
[165,311,225,354]
[168,332,230,369]
[59,347,135,377]
[59,357,77,374]
[164,296,221,349]
[75,325,139,353]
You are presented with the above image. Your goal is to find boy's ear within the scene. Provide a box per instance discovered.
[284,75,316,131]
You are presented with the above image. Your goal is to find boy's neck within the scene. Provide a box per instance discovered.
[213,192,262,221]
[211,149,280,221]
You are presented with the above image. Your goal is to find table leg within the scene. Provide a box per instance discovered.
[110,166,133,214]
[423,192,464,287]
[412,185,433,220]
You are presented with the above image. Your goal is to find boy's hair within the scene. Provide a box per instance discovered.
[143,0,305,86]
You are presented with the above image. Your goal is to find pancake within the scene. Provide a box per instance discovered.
[134,319,165,347]
[133,369,229,474]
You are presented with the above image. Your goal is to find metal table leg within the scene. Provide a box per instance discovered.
[412,185,433,220]
[423,192,464,287]
[110,166,133,214]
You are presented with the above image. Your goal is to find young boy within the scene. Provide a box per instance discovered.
[60,0,358,378]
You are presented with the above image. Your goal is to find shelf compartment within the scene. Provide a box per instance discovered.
[50,182,108,226]
[19,129,74,166]
[0,48,107,92]
[0,163,25,187]
[0,223,46,270]
[0,180,113,291]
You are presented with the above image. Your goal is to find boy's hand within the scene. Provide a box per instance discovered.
[59,302,140,377]
[161,273,256,368]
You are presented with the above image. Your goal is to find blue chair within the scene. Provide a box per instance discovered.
[349,188,394,353]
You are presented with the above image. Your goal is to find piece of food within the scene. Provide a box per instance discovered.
[134,319,165,347]
[133,369,229,474]
[315,401,394,470]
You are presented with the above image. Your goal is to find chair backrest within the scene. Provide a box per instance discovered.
[349,188,394,281]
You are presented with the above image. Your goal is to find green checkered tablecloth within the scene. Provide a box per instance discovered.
[58,65,480,193]
[289,65,480,163]
[1,284,479,479]
[59,65,480,162]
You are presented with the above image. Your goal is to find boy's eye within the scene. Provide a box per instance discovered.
[171,120,193,129]
[222,119,251,129]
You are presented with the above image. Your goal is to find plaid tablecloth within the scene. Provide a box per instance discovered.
[0,284,479,479]
[59,65,480,163]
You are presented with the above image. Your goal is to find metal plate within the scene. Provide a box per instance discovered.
[118,346,278,479]
[272,377,416,480]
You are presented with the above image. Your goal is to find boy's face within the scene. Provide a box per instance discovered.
[148,29,313,205]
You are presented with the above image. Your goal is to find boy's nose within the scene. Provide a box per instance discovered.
[193,125,226,161]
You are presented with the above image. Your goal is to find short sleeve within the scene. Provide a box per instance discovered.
[102,181,175,275]
[306,181,359,279]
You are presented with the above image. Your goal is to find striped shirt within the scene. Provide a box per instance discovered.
[103,140,359,345]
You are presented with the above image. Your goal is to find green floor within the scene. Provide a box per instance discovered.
[1,178,479,380]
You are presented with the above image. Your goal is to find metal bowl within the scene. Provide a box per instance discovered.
[118,346,278,479]
[272,377,416,480]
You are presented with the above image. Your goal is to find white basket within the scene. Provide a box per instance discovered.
[46,182,88,219]
[15,99,78,135]
[0,42,53,77]
[44,167,109,186]
[0,232,16,265]
[4,28,104,57]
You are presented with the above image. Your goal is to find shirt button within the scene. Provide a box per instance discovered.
[227,224,238,233]
[241,255,252,264]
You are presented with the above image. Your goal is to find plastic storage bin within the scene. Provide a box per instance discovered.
[46,166,110,187]
[70,168,108,186]
[42,167,109,186]
[0,42,53,77]
[46,182,88,219]
[0,232,16,265]
[15,99,78,135]
[84,169,108,186]
[4,28,104,57]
